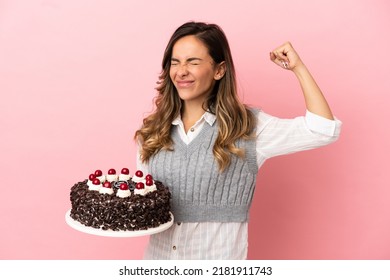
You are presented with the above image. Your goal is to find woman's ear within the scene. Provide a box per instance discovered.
[214,61,226,80]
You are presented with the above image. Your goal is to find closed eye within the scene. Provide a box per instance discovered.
[170,57,202,66]
[188,58,202,65]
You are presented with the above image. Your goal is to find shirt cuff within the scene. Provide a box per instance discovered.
[305,110,338,136]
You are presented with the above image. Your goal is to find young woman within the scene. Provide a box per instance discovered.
[135,21,341,259]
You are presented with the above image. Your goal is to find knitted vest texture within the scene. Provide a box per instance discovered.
[149,119,258,223]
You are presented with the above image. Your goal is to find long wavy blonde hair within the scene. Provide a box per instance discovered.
[135,22,257,172]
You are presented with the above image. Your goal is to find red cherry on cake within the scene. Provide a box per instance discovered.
[145,179,154,187]
[92,178,101,185]
[135,170,143,177]
[135,182,145,189]
[103,181,111,188]
[121,168,129,175]
[119,183,129,190]
[88,174,96,181]
[108,168,116,175]
[145,174,153,181]
[95,169,103,177]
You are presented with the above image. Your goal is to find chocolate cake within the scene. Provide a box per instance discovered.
[69,168,171,231]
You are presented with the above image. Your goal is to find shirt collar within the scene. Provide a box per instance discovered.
[172,111,216,126]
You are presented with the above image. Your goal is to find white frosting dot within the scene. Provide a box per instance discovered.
[119,174,131,181]
[99,187,114,195]
[106,174,118,182]
[117,189,131,198]
[88,181,101,192]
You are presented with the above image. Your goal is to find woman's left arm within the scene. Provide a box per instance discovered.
[270,42,334,120]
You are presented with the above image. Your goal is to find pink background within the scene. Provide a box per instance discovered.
[1,0,389,259]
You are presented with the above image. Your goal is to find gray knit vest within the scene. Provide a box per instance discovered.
[149,114,259,223]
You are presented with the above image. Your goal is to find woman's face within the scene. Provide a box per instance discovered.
[170,35,221,106]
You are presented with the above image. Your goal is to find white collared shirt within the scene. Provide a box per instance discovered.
[138,110,341,259]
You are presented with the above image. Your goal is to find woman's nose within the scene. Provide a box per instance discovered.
[177,64,189,77]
